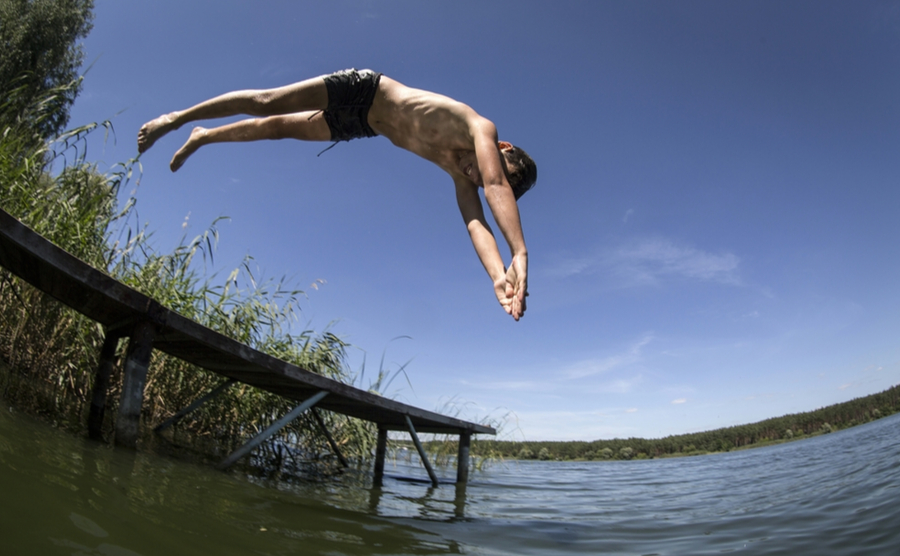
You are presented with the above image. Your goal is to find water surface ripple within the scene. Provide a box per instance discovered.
[1,408,898,554]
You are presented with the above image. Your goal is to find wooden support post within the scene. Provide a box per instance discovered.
[405,415,439,487]
[217,390,328,470]
[456,432,472,484]
[373,426,388,487]
[115,321,154,448]
[311,408,349,468]
[88,331,119,440]
[154,379,236,433]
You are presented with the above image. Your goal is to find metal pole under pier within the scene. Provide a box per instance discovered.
[115,321,155,448]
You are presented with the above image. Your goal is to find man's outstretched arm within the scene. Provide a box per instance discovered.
[469,122,528,319]
[455,177,526,320]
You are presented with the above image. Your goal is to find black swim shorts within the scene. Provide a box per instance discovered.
[322,68,383,142]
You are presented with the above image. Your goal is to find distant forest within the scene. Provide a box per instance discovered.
[471,384,900,461]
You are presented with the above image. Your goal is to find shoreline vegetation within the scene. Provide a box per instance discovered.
[464,384,900,462]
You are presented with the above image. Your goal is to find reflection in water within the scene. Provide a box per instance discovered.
[3,406,900,555]
[453,483,468,519]
[0,408,469,555]
[367,479,469,520]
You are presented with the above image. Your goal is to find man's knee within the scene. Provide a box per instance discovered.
[251,89,280,111]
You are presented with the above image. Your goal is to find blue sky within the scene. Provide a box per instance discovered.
[69,0,900,441]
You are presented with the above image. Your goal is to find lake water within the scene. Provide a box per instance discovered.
[1,406,899,555]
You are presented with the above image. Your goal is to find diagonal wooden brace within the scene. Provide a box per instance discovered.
[154,379,237,433]
[405,415,439,487]
[311,408,349,468]
[216,390,329,470]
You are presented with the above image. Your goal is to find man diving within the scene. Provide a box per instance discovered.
[138,69,537,321]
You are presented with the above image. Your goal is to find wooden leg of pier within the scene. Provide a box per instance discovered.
[456,432,471,485]
[88,331,120,440]
[115,321,154,448]
[373,426,388,487]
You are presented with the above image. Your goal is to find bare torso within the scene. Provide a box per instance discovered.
[367,76,490,181]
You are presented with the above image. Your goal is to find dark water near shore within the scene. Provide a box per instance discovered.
[2,407,899,555]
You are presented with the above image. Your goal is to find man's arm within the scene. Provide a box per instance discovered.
[455,176,526,320]
[469,120,528,319]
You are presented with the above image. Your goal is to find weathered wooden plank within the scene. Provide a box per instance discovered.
[0,209,155,326]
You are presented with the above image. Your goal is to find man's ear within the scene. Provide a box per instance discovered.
[498,140,513,151]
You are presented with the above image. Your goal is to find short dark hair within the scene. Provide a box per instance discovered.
[504,145,537,200]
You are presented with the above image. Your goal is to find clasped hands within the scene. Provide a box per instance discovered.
[493,254,528,321]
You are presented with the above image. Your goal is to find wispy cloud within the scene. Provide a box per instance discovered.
[671,398,687,404]
[588,376,645,394]
[459,379,546,392]
[563,335,652,380]
[551,237,741,287]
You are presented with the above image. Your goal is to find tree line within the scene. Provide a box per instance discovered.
[472,385,900,461]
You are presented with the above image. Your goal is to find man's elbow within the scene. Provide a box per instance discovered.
[466,217,492,237]
[483,181,515,203]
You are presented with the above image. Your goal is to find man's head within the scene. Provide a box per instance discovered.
[502,144,537,200]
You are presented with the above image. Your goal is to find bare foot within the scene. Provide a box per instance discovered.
[137,112,180,153]
[170,127,207,172]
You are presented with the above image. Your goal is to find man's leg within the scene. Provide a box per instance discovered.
[138,76,329,153]
[169,112,330,171]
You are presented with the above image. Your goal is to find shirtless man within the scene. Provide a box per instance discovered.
[138,69,536,321]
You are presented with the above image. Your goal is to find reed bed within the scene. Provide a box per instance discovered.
[0,82,375,475]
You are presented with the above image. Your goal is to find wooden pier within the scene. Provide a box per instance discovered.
[0,207,494,486]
